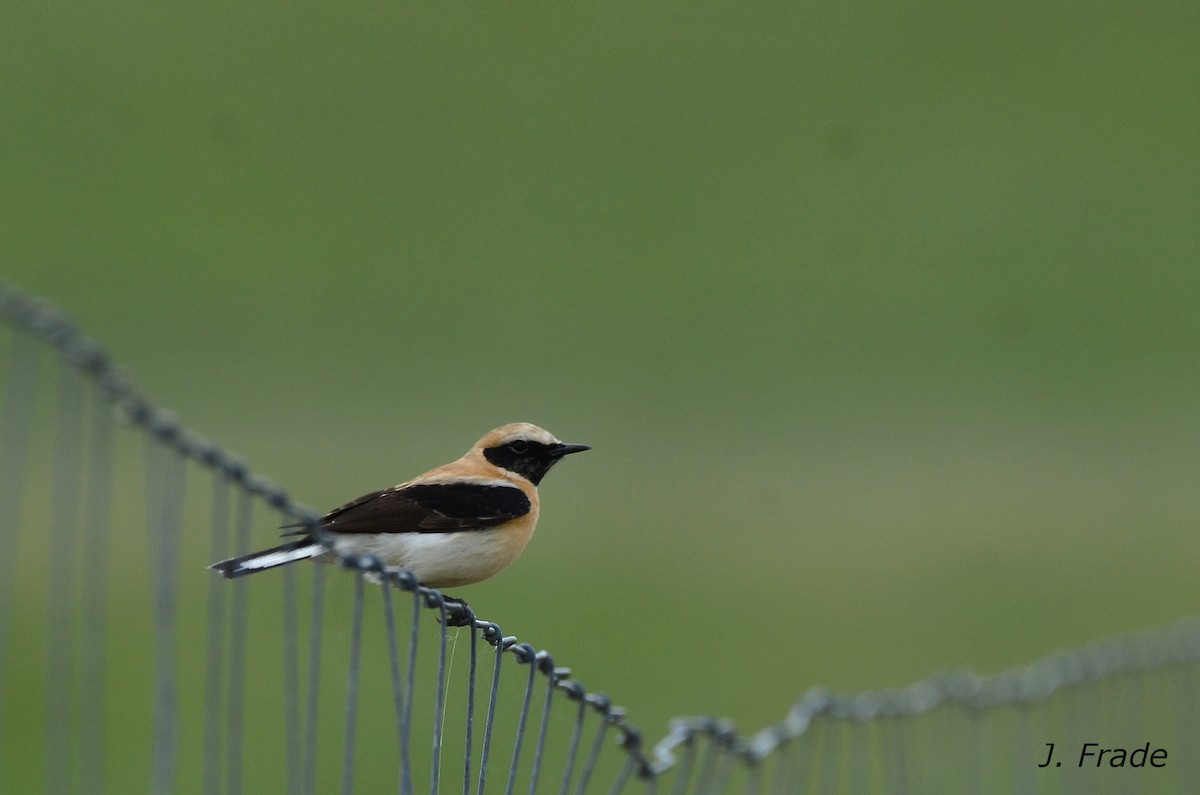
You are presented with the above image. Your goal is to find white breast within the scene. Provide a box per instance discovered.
[329,528,529,588]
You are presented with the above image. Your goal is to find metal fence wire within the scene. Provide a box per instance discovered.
[1,280,1198,795]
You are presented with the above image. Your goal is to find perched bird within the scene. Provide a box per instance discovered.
[210,423,589,588]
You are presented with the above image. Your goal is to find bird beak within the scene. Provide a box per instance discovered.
[549,442,591,458]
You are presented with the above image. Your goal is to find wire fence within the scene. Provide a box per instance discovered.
[1,279,1198,794]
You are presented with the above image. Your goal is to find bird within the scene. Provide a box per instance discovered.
[210,423,589,590]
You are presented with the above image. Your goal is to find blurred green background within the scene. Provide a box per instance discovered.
[2,0,1199,783]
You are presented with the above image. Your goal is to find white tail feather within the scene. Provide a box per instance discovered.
[210,541,323,578]
[237,543,321,572]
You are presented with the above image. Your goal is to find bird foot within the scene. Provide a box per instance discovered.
[438,595,474,627]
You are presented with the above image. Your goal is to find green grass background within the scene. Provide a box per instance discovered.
[2,1,1199,788]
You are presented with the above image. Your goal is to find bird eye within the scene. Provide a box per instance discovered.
[508,439,529,454]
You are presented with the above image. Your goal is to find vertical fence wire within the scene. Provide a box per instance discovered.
[80,381,115,795]
[1177,663,1198,792]
[0,328,39,793]
[697,733,731,795]
[1011,705,1033,795]
[965,710,983,795]
[226,487,254,795]
[0,330,38,692]
[666,738,696,795]
[381,577,407,795]
[504,645,540,795]
[741,762,762,795]
[606,756,637,795]
[282,563,302,795]
[881,718,908,795]
[477,625,508,795]
[557,687,588,795]
[849,720,869,795]
[341,572,366,795]
[787,734,816,795]
[527,656,558,795]
[431,599,450,795]
[401,588,420,795]
[304,560,327,795]
[47,361,84,795]
[204,472,233,795]
[573,699,612,795]
[463,613,480,795]
[147,431,188,795]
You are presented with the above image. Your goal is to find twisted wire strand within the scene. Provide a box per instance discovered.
[5,279,1200,794]
[0,279,656,785]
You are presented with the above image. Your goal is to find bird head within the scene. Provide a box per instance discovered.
[475,423,590,485]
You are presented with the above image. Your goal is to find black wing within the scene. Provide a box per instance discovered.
[318,482,531,535]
